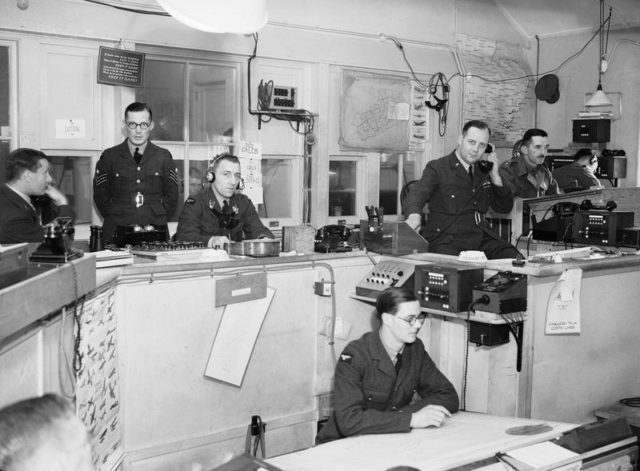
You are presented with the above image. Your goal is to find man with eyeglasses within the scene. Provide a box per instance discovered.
[93,102,179,244]
[0,148,74,243]
[175,153,274,247]
[552,148,603,193]
[316,286,459,444]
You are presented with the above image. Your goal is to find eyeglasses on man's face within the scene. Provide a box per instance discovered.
[396,313,427,326]
[126,121,151,130]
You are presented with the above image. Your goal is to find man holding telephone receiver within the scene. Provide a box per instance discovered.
[0,148,73,244]
[403,120,520,259]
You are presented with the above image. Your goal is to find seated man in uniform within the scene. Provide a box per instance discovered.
[175,153,274,248]
[403,119,520,259]
[316,287,459,444]
[0,393,95,471]
[552,148,602,192]
[0,148,73,244]
[499,128,560,198]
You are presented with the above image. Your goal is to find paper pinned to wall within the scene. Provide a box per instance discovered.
[545,268,583,335]
[204,287,275,386]
[238,140,264,206]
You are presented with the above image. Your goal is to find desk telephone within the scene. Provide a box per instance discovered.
[314,224,352,253]
[29,217,84,263]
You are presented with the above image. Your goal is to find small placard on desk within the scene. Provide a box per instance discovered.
[93,249,134,268]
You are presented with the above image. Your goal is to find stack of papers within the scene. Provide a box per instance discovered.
[500,441,580,470]
[92,249,134,268]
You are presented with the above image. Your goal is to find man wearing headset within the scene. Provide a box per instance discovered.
[552,148,602,192]
[175,153,274,247]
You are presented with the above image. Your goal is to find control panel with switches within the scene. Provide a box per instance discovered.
[355,260,427,300]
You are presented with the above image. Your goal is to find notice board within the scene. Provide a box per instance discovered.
[97,46,145,88]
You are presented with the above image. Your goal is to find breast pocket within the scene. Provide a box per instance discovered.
[144,167,164,193]
[363,388,390,411]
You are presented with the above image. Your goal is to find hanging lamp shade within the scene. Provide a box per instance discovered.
[586,84,612,107]
[157,0,268,34]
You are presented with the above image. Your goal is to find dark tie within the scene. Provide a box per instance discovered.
[222,199,230,214]
[395,352,403,375]
[134,147,142,165]
[468,165,473,180]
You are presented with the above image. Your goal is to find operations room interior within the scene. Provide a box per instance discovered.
[2,0,640,470]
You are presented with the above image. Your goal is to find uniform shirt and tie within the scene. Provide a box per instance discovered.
[402,150,518,259]
[175,186,274,244]
[93,139,179,243]
[315,330,459,444]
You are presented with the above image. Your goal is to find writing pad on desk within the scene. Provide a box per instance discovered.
[506,423,553,435]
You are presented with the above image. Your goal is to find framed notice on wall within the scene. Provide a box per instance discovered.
[97,46,145,88]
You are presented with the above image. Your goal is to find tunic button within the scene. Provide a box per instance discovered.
[392,406,397,411]
[155,172,159,176]
[473,201,477,206]
[367,396,372,401]
[136,179,141,184]
[451,194,456,198]
[137,166,141,171]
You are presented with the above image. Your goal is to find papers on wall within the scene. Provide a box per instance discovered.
[545,268,582,335]
[237,140,264,206]
[204,287,275,386]
[75,286,124,471]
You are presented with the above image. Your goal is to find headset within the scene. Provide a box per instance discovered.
[580,199,617,211]
[205,153,245,190]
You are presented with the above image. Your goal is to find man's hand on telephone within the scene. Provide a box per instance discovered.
[405,213,422,233]
[485,151,503,187]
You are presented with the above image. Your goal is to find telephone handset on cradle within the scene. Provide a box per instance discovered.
[314,225,352,253]
[477,143,494,173]
[29,217,84,263]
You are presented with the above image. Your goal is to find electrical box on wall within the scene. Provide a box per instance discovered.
[269,85,297,110]
[572,119,610,143]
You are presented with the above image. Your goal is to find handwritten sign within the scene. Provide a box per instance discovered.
[545,268,582,334]
[97,46,145,88]
[55,119,86,139]
[237,140,264,206]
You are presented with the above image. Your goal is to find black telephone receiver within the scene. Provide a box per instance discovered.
[315,225,352,253]
[478,143,494,173]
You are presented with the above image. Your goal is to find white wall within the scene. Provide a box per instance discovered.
[537,27,640,187]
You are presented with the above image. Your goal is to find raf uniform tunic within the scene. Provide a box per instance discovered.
[0,184,74,244]
[499,156,559,198]
[552,162,601,192]
[403,151,519,259]
[316,331,459,444]
[175,187,274,243]
[93,140,179,243]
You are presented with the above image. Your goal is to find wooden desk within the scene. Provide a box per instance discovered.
[267,412,576,471]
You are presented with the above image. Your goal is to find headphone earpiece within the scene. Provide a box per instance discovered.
[205,153,243,191]
[425,96,447,112]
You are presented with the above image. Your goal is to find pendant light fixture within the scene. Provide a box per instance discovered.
[157,0,268,35]
[585,0,612,107]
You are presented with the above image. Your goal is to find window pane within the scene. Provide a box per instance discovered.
[137,60,185,141]
[189,64,235,142]
[259,159,293,219]
[0,46,8,128]
[329,160,356,217]
[49,156,92,224]
[380,152,418,216]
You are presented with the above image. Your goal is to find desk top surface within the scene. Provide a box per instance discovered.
[268,412,576,471]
